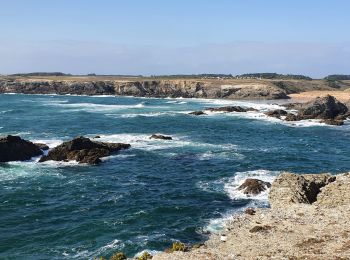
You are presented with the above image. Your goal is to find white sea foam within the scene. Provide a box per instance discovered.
[31,139,63,148]
[224,169,279,201]
[95,133,237,152]
[44,102,146,112]
[201,170,280,233]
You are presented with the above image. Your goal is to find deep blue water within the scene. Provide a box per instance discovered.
[0,94,349,259]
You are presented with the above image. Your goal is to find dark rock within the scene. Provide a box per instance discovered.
[149,134,172,140]
[285,113,300,121]
[34,143,49,150]
[244,208,256,215]
[0,135,43,162]
[249,225,272,233]
[208,106,257,113]
[94,135,101,138]
[39,136,130,164]
[265,109,288,118]
[238,178,271,195]
[189,111,207,116]
[321,119,344,126]
[298,95,348,120]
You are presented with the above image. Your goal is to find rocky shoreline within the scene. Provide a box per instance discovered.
[0,78,313,100]
[151,172,350,260]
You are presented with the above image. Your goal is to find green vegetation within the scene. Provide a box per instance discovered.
[169,241,187,252]
[10,72,72,77]
[109,252,127,260]
[324,75,350,81]
[236,73,312,80]
[137,251,153,260]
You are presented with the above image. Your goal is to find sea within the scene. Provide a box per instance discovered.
[0,93,349,259]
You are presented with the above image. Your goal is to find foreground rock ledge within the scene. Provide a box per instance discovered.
[39,136,130,164]
[152,172,350,260]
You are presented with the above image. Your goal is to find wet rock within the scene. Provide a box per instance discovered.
[284,113,300,121]
[94,135,101,139]
[0,135,43,162]
[265,109,288,118]
[320,119,344,126]
[149,134,173,140]
[188,111,207,116]
[38,136,130,164]
[238,178,271,195]
[34,143,49,150]
[208,106,256,113]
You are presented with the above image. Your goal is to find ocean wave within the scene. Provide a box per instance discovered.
[94,133,237,152]
[224,169,279,202]
[31,139,63,148]
[44,102,146,112]
[200,169,279,233]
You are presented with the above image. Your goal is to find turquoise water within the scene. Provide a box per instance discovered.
[0,94,349,259]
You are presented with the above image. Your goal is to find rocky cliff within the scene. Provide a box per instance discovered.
[0,78,290,99]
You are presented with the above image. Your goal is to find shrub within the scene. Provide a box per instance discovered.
[110,252,127,260]
[138,251,153,260]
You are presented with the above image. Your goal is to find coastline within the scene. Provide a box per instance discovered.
[152,172,350,260]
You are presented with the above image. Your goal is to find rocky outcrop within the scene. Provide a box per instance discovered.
[268,173,336,207]
[265,95,350,125]
[34,143,49,150]
[149,134,173,140]
[298,95,348,120]
[39,136,130,164]
[207,106,256,113]
[0,135,43,162]
[0,79,290,100]
[238,178,271,195]
[188,111,207,116]
[264,109,288,118]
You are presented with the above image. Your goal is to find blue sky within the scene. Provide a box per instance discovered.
[0,0,349,77]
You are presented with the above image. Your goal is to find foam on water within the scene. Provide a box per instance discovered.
[94,133,238,152]
[202,170,279,233]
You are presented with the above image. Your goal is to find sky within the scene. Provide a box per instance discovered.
[0,0,349,78]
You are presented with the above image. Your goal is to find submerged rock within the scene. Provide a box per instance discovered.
[188,111,207,116]
[150,134,173,140]
[39,136,130,164]
[208,106,256,113]
[238,178,271,195]
[0,135,43,162]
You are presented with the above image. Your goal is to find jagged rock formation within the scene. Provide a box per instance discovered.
[265,95,350,125]
[238,178,271,195]
[39,136,130,164]
[152,172,350,260]
[0,79,290,100]
[188,111,207,116]
[207,106,256,113]
[0,135,43,162]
